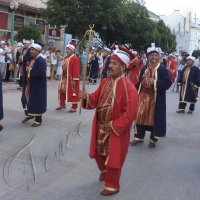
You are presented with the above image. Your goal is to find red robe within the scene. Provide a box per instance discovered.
[83,76,138,169]
[166,59,177,83]
[58,54,80,103]
[126,58,140,85]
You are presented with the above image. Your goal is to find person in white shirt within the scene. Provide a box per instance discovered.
[97,49,103,78]
[4,40,14,82]
[50,46,58,81]
[44,48,52,80]
[56,50,64,80]
[0,41,12,84]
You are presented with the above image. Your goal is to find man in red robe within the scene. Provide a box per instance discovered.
[79,45,138,196]
[167,53,177,84]
[56,42,80,113]
[126,50,140,86]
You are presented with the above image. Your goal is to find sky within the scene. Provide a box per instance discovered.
[145,0,200,19]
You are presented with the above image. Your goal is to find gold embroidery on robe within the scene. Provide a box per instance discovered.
[25,59,35,102]
[181,66,191,101]
[60,57,69,93]
[136,65,157,126]
[96,80,113,156]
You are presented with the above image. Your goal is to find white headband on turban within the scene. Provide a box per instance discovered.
[31,43,42,51]
[0,41,5,45]
[168,53,176,58]
[67,43,76,52]
[132,51,138,55]
[23,39,30,44]
[104,47,111,53]
[147,47,161,54]
[187,56,196,62]
[112,49,131,65]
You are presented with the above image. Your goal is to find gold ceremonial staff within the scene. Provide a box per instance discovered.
[79,24,96,115]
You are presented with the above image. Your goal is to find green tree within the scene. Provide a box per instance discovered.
[155,20,176,53]
[17,23,42,41]
[42,0,176,52]
[103,2,157,49]
[42,0,125,41]
[105,2,176,52]
[192,50,200,57]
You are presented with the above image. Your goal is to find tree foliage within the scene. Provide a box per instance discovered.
[17,23,42,41]
[155,20,176,53]
[42,0,124,39]
[42,0,176,52]
[106,2,157,49]
[192,50,200,57]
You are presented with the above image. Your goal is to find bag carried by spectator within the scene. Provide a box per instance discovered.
[9,62,14,71]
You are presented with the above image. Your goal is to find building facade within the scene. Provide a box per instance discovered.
[147,10,160,22]
[0,0,45,40]
[0,0,65,51]
[161,10,200,55]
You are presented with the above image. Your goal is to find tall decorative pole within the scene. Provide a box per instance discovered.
[79,24,95,115]
[9,1,18,78]
[9,1,18,46]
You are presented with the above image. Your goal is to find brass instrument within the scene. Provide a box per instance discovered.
[191,82,199,100]
[70,75,76,96]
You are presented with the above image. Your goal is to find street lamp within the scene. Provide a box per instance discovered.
[9,0,18,46]
[102,26,107,47]
[45,24,50,50]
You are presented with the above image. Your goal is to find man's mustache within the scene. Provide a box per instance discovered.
[108,67,113,72]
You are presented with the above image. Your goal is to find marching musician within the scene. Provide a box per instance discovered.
[88,47,99,85]
[21,41,47,127]
[101,47,112,79]
[176,52,188,93]
[130,44,171,148]
[79,45,138,196]
[126,50,140,86]
[56,42,80,113]
[176,56,200,114]
[166,53,177,84]
[18,39,31,90]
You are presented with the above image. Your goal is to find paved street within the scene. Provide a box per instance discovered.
[0,79,200,200]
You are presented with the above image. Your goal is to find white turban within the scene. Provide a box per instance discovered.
[23,39,30,44]
[168,53,176,58]
[66,42,76,52]
[111,45,135,65]
[186,56,196,62]
[104,47,111,53]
